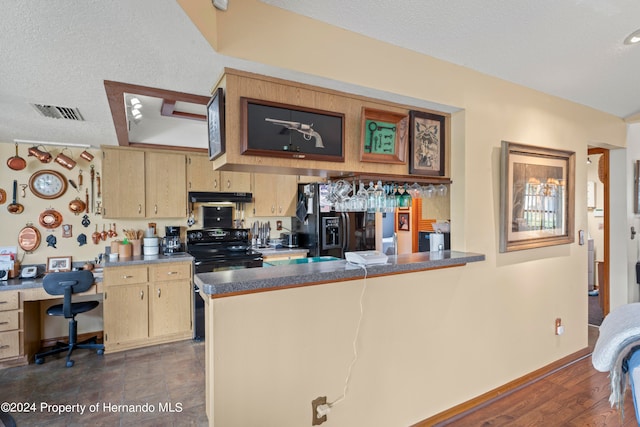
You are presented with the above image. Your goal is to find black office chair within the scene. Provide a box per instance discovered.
[34,270,104,367]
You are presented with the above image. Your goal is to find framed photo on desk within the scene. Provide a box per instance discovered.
[47,256,71,272]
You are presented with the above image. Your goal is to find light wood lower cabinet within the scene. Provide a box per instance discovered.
[104,262,192,353]
[150,281,191,337]
[0,292,20,359]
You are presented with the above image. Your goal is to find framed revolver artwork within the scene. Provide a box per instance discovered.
[240,97,345,162]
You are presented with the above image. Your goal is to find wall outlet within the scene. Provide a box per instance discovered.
[312,396,327,425]
[555,318,564,335]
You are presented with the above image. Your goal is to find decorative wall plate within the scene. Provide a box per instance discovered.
[39,209,63,229]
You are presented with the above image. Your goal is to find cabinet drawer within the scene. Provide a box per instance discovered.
[151,263,191,282]
[0,292,19,312]
[0,330,19,359]
[104,266,148,286]
[0,311,19,332]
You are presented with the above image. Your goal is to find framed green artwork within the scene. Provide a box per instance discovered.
[360,108,408,164]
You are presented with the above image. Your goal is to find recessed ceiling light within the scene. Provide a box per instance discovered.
[624,29,640,45]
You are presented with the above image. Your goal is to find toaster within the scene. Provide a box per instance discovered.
[280,232,298,248]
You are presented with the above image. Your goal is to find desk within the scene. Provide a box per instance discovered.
[0,279,102,369]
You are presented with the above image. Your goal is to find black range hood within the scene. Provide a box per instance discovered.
[188,192,253,203]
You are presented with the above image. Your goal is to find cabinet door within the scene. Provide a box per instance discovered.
[220,171,251,192]
[102,148,146,218]
[187,154,220,191]
[253,173,298,216]
[276,175,298,216]
[145,151,187,218]
[149,280,191,337]
[104,284,149,347]
[252,173,276,216]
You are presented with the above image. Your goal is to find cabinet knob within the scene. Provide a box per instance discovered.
[122,275,133,279]
[154,204,158,214]
[0,345,9,350]
[271,205,275,213]
[214,179,218,189]
[0,321,8,325]
[157,288,161,298]
[167,271,178,275]
[226,179,231,189]
[140,290,144,300]
[138,204,142,214]
[0,301,6,305]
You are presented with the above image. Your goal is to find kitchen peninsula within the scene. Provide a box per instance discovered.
[195,250,484,426]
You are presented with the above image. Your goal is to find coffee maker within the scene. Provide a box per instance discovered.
[163,226,184,255]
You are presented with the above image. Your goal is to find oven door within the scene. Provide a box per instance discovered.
[192,255,263,341]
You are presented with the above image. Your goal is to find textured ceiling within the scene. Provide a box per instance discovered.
[0,0,638,150]
[264,0,640,119]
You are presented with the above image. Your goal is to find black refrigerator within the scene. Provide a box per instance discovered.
[293,183,393,258]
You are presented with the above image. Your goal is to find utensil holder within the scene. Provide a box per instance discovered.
[110,240,121,254]
[118,243,132,259]
[130,239,142,256]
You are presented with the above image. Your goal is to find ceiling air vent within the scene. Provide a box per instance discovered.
[31,104,85,121]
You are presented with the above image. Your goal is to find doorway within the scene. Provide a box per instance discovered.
[587,148,609,324]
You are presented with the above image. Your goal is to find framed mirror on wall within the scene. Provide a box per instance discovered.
[104,80,210,151]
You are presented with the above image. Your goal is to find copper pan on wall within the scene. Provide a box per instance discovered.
[7,143,26,170]
[18,224,41,252]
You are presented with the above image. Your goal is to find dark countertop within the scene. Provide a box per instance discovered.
[103,253,193,267]
[0,254,194,292]
[0,271,103,291]
[0,277,47,291]
[195,250,485,297]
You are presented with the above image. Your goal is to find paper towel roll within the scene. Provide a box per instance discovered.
[430,233,444,252]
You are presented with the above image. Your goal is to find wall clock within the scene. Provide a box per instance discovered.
[29,169,68,199]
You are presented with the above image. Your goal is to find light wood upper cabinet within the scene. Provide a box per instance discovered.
[145,151,187,218]
[187,154,217,191]
[102,147,187,218]
[220,171,251,192]
[253,174,298,216]
[187,154,251,192]
[102,148,146,218]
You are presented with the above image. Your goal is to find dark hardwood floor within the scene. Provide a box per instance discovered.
[437,326,638,426]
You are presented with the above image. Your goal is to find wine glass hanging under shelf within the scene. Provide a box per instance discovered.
[326,179,449,213]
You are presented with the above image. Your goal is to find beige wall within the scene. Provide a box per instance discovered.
[179,0,627,424]
[0,144,189,266]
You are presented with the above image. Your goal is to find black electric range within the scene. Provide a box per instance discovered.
[187,228,263,340]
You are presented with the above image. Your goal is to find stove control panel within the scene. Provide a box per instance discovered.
[187,228,249,244]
